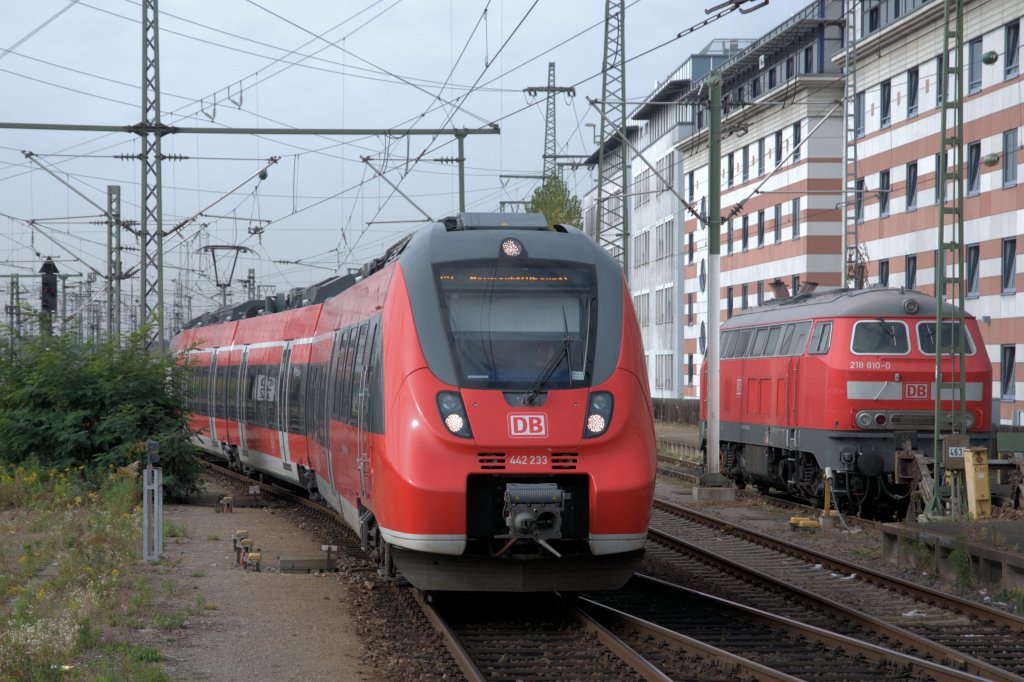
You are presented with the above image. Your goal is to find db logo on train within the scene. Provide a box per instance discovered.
[904,383,930,399]
[509,414,547,437]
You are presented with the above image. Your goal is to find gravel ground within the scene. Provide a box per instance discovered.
[139,477,460,681]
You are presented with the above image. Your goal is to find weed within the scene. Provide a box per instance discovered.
[153,608,189,630]
[190,570,205,578]
[163,521,187,538]
[995,588,1024,613]
[205,534,220,542]
[951,535,975,589]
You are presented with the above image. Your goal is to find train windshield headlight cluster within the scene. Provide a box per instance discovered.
[584,391,613,438]
[501,238,523,257]
[437,391,473,438]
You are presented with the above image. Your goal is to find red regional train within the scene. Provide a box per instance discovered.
[700,286,993,517]
[171,212,656,591]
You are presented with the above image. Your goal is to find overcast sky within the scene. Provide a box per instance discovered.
[0,0,797,317]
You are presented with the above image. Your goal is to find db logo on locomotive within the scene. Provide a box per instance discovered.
[904,383,929,399]
[509,414,547,437]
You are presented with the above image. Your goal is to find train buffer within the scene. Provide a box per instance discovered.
[278,544,340,574]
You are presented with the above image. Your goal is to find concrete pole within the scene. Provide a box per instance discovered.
[705,72,723,480]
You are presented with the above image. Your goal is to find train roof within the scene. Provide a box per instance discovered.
[177,212,588,332]
[723,286,974,329]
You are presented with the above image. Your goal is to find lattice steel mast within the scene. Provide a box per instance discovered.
[595,0,629,273]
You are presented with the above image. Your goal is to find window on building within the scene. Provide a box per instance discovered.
[967,141,981,195]
[727,286,734,318]
[804,46,814,74]
[864,2,880,35]
[968,38,982,93]
[792,274,801,295]
[741,215,749,251]
[757,209,765,247]
[935,55,944,106]
[774,130,783,165]
[879,259,890,286]
[785,56,795,80]
[687,292,694,325]
[854,91,865,137]
[906,254,917,289]
[750,77,760,99]
[880,79,891,127]
[742,283,749,310]
[792,122,802,162]
[1003,237,1017,293]
[1002,345,1017,400]
[1004,129,1018,187]
[907,67,919,117]
[894,0,902,18]
[687,171,694,202]
[757,280,764,306]
[792,198,801,239]
[1007,21,1021,79]
[757,138,765,175]
[742,145,749,182]
[855,177,865,223]
[687,354,694,385]
[688,231,694,263]
[774,204,782,243]
[879,170,890,216]
[967,243,980,297]
[906,161,918,210]
[727,152,734,187]
[727,219,734,255]
[768,66,777,89]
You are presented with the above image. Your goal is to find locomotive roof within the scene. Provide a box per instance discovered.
[723,286,974,329]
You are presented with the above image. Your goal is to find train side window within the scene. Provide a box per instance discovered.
[734,329,752,358]
[787,321,812,355]
[809,321,833,355]
[765,326,782,356]
[751,327,770,356]
[916,321,976,355]
[349,323,368,424]
[333,330,352,424]
[779,325,795,355]
[852,319,910,354]
[722,331,736,358]
[244,364,258,425]
[367,315,385,434]
[288,362,306,434]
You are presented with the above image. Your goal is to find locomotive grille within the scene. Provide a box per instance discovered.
[477,453,506,470]
[889,412,934,428]
[551,453,578,470]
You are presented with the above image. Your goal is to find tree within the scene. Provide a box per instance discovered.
[528,175,583,228]
[0,326,201,497]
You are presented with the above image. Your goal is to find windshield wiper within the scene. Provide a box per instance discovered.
[524,335,572,405]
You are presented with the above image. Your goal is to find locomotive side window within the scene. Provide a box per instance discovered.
[751,327,770,356]
[765,326,782,356]
[917,321,977,355]
[722,331,737,358]
[851,319,910,354]
[778,321,811,355]
[733,329,752,358]
[809,321,833,355]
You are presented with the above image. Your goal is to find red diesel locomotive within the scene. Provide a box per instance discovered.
[172,212,657,591]
[700,286,993,516]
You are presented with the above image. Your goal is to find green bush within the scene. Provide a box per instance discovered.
[0,326,201,498]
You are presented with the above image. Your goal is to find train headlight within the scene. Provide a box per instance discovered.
[964,412,975,429]
[583,391,613,438]
[855,411,873,429]
[437,391,473,438]
[500,238,524,257]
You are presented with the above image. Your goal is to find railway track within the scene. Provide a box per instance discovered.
[647,500,1024,681]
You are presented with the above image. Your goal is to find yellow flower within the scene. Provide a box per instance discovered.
[18,554,28,565]
[74,496,82,506]
[110,569,119,577]
[36,588,45,600]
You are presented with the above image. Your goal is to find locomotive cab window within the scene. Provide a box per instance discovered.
[809,321,832,355]
[435,261,597,390]
[917,321,977,355]
[851,319,910,355]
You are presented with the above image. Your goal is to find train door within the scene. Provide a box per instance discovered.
[238,347,249,453]
[353,321,372,499]
[208,351,219,442]
[278,344,292,465]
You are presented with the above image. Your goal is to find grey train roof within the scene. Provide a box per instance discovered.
[722,287,974,330]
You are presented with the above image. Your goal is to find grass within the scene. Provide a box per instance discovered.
[0,463,202,679]
[205,534,220,542]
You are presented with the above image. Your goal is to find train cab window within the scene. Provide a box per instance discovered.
[809,321,833,355]
[435,262,596,390]
[917,321,976,355]
[851,319,910,355]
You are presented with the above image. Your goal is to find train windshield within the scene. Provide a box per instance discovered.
[851,319,910,355]
[435,261,596,390]
[916,321,977,355]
